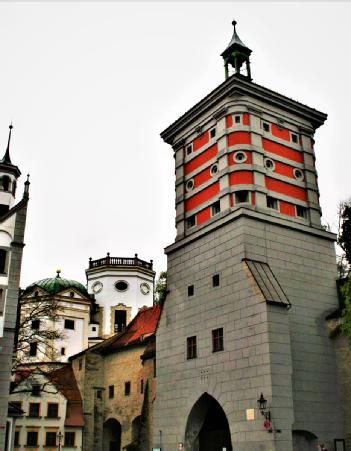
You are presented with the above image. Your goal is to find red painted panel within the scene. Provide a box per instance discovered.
[228,131,251,147]
[266,177,307,201]
[193,131,209,151]
[243,113,250,126]
[229,171,253,185]
[262,138,303,163]
[184,144,218,175]
[185,182,220,212]
[251,192,255,206]
[226,115,233,128]
[227,151,253,165]
[273,160,294,178]
[194,168,212,187]
[279,201,295,217]
[197,207,211,225]
[271,124,290,141]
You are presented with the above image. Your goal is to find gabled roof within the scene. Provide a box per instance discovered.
[244,258,291,308]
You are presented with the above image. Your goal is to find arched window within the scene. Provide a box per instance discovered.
[2,176,10,192]
[0,249,7,274]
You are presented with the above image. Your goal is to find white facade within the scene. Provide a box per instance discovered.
[86,255,155,337]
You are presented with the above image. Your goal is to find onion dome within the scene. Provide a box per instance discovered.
[23,269,89,297]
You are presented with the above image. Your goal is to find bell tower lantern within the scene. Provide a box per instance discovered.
[221,20,252,80]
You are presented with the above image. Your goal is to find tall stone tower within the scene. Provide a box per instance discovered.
[154,22,343,451]
[0,125,29,449]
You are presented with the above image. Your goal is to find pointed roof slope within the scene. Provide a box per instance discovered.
[0,124,21,177]
[221,20,251,58]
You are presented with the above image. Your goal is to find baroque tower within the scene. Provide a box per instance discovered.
[154,23,343,451]
[0,125,29,449]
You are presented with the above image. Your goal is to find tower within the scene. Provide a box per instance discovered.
[0,125,29,450]
[154,22,343,451]
[86,253,155,337]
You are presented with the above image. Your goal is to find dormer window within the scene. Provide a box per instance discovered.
[69,291,74,298]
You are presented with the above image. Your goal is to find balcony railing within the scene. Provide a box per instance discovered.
[88,253,153,271]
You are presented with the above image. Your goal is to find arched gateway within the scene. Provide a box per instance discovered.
[185,393,233,451]
[103,418,122,451]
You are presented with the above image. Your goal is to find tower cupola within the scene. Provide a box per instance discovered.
[221,20,252,80]
[0,125,21,212]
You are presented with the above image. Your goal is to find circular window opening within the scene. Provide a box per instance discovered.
[234,151,247,163]
[186,179,194,192]
[264,158,275,170]
[293,168,304,181]
[115,280,129,292]
[210,163,219,176]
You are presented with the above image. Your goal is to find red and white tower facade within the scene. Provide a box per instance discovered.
[154,22,344,451]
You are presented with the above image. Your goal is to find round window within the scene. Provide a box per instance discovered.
[186,179,194,192]
[210,163,218,176]
[293,168,304,181]
[92,281,103,294]
[264,158,275,170]
[234,151,247,163]
[140,283,150,295]
[115,280,129,292]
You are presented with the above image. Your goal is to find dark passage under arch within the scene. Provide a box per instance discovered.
[185,393,233,451]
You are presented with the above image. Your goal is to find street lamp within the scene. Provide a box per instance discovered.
[57,431,63,451]
[257,393,271,421]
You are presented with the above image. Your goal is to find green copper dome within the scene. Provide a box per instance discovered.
[24,271,89,297]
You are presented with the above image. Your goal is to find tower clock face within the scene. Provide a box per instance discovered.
[140,282,150,295]
[92,281,103,294]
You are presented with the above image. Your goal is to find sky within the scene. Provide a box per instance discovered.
[0,2,350,288]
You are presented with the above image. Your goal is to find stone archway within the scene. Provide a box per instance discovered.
[293,430,318,451]
[103,418,122,451]
[185,393,232,451]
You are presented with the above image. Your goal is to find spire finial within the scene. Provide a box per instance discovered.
[56,268,61,278]
[2,123,13,164]
[232,20,237,31]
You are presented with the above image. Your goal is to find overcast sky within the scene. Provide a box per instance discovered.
[0,2,350,288]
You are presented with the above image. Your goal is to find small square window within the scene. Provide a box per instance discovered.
[109,385,114,399]
[60,347,66,356]
[29,402,40,418]
[263,122,270,132]
[125,381,131,396]
[29,342,37,357]
[291,133,298,143]
[187,336,197,359]
[210,128,216,138]
[211,201,220,216]
[267,196,278,210]
[31,384,40,396]
[31,319,40,330]
[212,328,224,352]
[235,115,241,124]
[27,431,38,447]
[96,389,102,399]
[186,145,193,156]
[47,403,59,418]
[188,285,194,297]
[212,274,220,287]
[187,215,196,229]
[92,326,96,331]
[65,432,75,447]
[235,191,249,204]
[14,430,20,446]
[296,205,308,218]
[45,432,57,447]
[64,319,75,330]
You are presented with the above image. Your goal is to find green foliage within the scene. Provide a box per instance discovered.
[338,199,351,267]
[155,271,167,306]
[341,279,351,339]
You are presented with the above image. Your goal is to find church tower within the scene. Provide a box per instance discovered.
[0,125,29,450]
[154,22,343,451]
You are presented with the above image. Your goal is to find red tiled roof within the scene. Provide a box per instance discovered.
[99,305,161,353]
